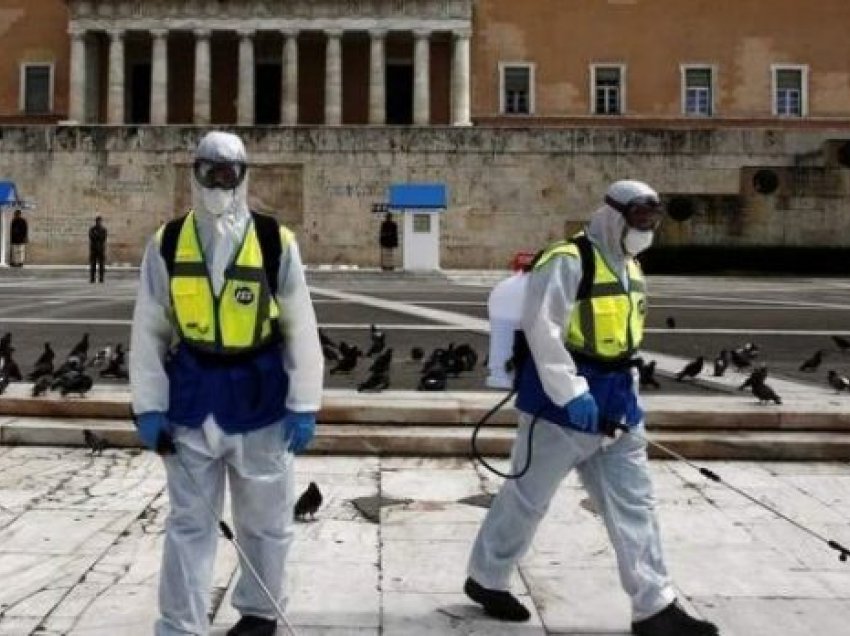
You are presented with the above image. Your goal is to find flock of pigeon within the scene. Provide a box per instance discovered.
[321,324,479,392]
[645,317,850,404]
[0,332,128,398]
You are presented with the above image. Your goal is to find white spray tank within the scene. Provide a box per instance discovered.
[486,272,529,389]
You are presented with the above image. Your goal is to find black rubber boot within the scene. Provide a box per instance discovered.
[632,601,719,636]
[464,577,531,622]
[226,615,277,636]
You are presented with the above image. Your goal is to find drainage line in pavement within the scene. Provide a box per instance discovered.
[624,426,850,564]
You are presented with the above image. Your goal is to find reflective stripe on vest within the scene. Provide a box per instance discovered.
[162,211,292,354]
[534,235,646,360]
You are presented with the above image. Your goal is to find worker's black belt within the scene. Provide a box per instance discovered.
[569,350,640,372]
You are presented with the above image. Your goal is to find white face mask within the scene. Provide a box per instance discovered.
[199,187,236,218]
[622,228,654,255]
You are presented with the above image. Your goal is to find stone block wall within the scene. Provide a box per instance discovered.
[1,125,849,268]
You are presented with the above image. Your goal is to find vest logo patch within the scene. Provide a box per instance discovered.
[234,286,255,305]
[637,298,647,315]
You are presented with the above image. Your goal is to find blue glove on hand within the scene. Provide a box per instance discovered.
[282,411,317,453]
[564,393,599,433]
[135,411,174,454]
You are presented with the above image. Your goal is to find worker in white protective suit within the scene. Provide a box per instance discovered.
[465,181,719,636]
[130,131,323,636]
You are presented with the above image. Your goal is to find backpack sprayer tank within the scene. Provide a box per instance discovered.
[486,272,528,389]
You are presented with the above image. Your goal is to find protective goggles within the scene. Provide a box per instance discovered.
[623,196,664,230]
[193,159,247,190]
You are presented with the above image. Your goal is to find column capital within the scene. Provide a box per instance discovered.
[369,28,388,39]
[281,28,300,38]
[193,28,211,39]
[150,28,168,39]
[237,28,256,39]
[413,28,432,39]
[325,28,344,39]
[68,26,86,39]
[453,29,471,40]
[106,28,125,40]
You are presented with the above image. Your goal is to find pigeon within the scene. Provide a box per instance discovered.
[329,345,361,374]
[87,346,112,368]
[800,350,824,372]
[713,350,730,377]
[730,349,753,371]
[0,351,23,382]
[32,375,52,397]
[369,348,393,375]
[637,358,660,389]
[442,344,466,377]
[293,482,323,521]
[0,371,9,396]
[53,355,84,383]
[319,328,336,350]
[357,371,390,393]
[418,365,447,391]
[60,373,94,397]
[455,343,479,372]
[366,325,386,358]
[83,429,108,456]
[100,345,128,379]
[832,335,850,353]
[827,370,850,392]
[752,381,782,405]
[666,316,676,329]
[410,346,425,362]
[675,356,704,381]
[0,332,11,357]
[68,333,90,364]
[322,343,341,362]
[28,343,55,380]
[739,365,768,391]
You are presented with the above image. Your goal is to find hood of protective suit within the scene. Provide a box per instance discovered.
[191,131,250,224]
[585,203,655,265]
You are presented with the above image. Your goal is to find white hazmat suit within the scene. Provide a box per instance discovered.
[467,199,676,622]
[130,131,323,635]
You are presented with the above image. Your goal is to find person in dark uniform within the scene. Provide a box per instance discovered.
[88,216,107,283]
[379,212,399,271]
[10,209,28,267]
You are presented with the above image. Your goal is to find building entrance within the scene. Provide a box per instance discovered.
[130,63,151,124]
[386,63,413,125]
[255,63,282,124]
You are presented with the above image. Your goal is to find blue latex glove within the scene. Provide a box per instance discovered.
[282,411,317,453]
[135,411,174,454]
[564,393,599,433]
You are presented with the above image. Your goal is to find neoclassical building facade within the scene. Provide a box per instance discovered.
[65,0,472,127]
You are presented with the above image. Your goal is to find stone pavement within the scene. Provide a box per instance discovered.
[0,447,848,636]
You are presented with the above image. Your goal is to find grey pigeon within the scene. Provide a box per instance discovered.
[357,371,390,393]
[366,326,386,358]
[294,482,322,520]
[800,350,824,372]
[418,365,447,391]
[739,365,768,391]
[666,316,676,329]
[32,375,51,397]
[832,335,850,353]
[369,348,393,375]
[675,356,704,381]
[752,381,782,405]
[638,358,660,389]
[60,373,93,397]
[330,345,360,374]
[827,370,850,392]
[0,351,23,382]
[68,333,90,364]
[83,429,108,456]
[713,350,729,377]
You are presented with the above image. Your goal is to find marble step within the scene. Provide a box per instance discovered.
[2,417,848,460]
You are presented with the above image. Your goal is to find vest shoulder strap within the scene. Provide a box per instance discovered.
[159,214,187,278]
[250,210,283,297]
[527,234,594,301]
[159,211,284,296]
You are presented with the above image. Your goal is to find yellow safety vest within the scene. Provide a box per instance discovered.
[534,234,646,360]
[157,211,294,354]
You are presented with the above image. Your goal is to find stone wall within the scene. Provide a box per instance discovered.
[1,125,849,268]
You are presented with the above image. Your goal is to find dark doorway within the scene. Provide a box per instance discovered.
[130,63,151,124]
[255,63,281,125]
[386,63,413,125]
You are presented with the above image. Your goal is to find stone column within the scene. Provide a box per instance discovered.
[193,29,211,125]
[68,29,87,122]
[150,28,168,125]
[237,29,255,125]
[413,29,431,125]
[106,29,125,124]
[325,29,342,126]
[451,30,471,126]
[281,29,299,125]
[368,29,386,125]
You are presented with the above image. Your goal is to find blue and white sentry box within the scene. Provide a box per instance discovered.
[387,183,448,272]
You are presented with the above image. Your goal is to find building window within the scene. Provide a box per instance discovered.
[20,64,53,115]
[592,65,624,115]
[500,63,534,115]
[682,66,713,116]
[772,65,807,117]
